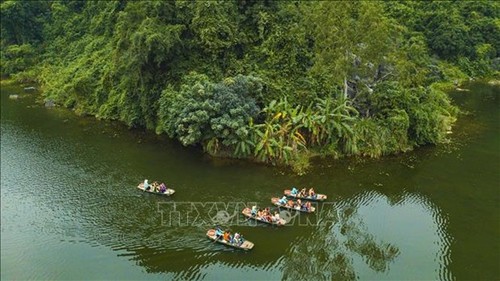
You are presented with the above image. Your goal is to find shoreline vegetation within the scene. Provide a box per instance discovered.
[1,1,498,174]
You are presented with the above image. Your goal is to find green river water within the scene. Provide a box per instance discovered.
[1,82,499,280]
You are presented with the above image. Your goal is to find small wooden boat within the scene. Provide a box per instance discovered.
[271,197,316,213]
[241,208,286,226]
[137,183,175,196]
[206,229,254,250]
[284,189,327,201]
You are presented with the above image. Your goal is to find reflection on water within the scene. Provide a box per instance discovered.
[1,82,498,280]
[281,191,452,280]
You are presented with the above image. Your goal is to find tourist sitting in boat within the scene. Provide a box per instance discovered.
[272,211,280,222]
[291,187,299,195]
[233,232,240,244]
[143,179,150,191]
[296,199,302,209]
[265,213,272,222]
[152,181,159,192]
[299,201,308,211]
[223,231,231,242]
[287,200,294,208]
[159,183,167,193]
[279,196,287,205]
[308,188,316,198]
[305,201,312,211]
[299,188,307,197]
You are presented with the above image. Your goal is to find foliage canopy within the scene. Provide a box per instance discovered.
[1,1,497,170]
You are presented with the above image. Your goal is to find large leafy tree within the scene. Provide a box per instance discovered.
[307,1,392,98]
[158,73,262,149]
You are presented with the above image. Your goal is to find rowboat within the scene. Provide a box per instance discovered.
[284,189,327,201]
[241,208,286,226]
[137,183,175,196]
[206,229,254,250]
[271,197,316,213]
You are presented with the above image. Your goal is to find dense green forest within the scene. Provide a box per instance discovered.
[1,1,499,172]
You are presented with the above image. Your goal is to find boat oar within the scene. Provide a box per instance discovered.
[213,236,220,243]
[213,231,223,243]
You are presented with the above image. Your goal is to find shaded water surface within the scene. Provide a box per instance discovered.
[1,82,499,280]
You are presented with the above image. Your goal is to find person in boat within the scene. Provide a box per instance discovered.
[300,188,307,197]
[257,209,263,219]
[309,188,316,198]
[233,233,244,246]
[223,231,231,242]
[251,205,257,216]
[301,201,310,211]
[151,181,159,192]
[273,211,280,222]
[159,183,167,193]
[305,201,312,211]
[299,201,306,211]
[233,232,240,245]
[287,200,294,208]
[279,196,287,205]
[265,212,273,222]
[291,187,299,196]
[215,226,224,240]
[296,199,302,210]
[143,179,150,191]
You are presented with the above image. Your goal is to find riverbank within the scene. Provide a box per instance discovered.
[1,77,460,175]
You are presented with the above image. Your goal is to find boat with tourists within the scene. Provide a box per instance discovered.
[284,187,327,201]
[241,207,286,226]
[206,228,254,250]
[272,197,316,213]
[137,180,175,196]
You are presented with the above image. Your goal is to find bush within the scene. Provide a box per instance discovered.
[1,44,37,76]
[157,73,262,148]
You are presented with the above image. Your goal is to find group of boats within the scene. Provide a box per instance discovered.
[243,187,326,226]
[136,180,326,251]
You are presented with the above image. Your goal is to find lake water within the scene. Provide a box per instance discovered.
[1,82,499,280]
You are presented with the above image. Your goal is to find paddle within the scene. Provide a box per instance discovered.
[213,235,221,243]
[213,228,224,243]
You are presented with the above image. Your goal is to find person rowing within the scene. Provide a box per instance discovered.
[143,179,150,191]
[251,205,257,216]
[215,226,224,240]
